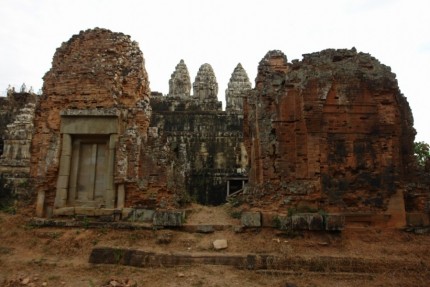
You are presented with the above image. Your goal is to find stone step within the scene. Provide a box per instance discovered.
[89,247,427,274]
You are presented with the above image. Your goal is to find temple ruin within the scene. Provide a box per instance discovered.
[29,28,151,217]
[0,28,428,230]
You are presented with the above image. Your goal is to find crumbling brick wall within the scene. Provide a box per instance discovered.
[244,49,416,212]
[30,28,151,215]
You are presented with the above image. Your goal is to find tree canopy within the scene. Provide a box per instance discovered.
[414,141,430,167]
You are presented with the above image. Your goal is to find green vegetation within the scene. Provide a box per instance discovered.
[0,174,15,213]
[272,216,282,229]
[414,141,430,168]
[228,209,242,219]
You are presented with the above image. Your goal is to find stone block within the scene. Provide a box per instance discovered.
[325,214,345,231]
[261,212,280,227]
[56,175,69,189]
[117,184,125,208]
[406,213,430,227]
[276,215,291,230]
[94,208,116,216]
[53,207,75,216]
[58,155,71,176]
[75,206,95,216]
[196,225,214,233]
[134,209,155,222]
[213,239,228,250]
[153,210,184,227]
[291,213,324,230]
[35,190,45,218]
[61,134,72,156]
[241,211,261,227]
[122,208,134,220]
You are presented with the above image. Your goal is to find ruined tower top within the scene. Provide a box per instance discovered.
[192,63,218,101]
[32,28,152,217]
[255,50,288,90]
[225,63,252,113]
[258,50,288,70]
[168,59,191,97]
[43,27,149,107]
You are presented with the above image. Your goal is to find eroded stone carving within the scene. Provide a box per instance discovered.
[193,63,218,101]
[0,91,37,194]
[168,59,191,97]
[225,63,252,113]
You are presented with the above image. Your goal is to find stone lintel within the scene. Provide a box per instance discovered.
[60,116,118,134]
[60,109,120,117]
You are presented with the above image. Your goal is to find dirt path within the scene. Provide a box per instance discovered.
[185,203,240,225]
[1,207,430,286]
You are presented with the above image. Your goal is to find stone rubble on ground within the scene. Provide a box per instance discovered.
[213,239,228,250]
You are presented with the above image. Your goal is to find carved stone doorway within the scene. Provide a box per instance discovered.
[68,135,109,207]
[54,112,118,211]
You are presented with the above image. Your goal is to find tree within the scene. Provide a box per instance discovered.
[414,141,430,168]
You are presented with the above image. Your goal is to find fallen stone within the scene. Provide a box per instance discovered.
[213,239,228,250]
[290,213,324,230]
[133,209,155,222]
[196,225,214,233]
[325,214,345,231]
[241,211,261,227]
[233,225,244,233]
[277,215,291,230]
[156,233,172,244]
[153,210,184,227]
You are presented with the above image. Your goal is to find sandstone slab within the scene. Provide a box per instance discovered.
[213,239,228,250]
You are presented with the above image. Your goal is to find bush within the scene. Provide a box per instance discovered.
[414,141,430,168]
[0,174,15,213]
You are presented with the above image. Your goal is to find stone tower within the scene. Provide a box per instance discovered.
[31,28,151,217]
[244,48,416,215]
[225,63,252,113]
[168,59,191,97]
[192,63,218,101]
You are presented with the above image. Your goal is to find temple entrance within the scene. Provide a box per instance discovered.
[54,112,118,211]
[68,135,109,207]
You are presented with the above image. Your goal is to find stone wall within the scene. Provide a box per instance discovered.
[244,48,416,213]
[2,27,425,226]
[0,90,37,194]
[30,28,151,216]
[147,61,251,206]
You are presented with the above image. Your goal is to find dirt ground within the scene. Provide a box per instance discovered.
[1,204,430,287]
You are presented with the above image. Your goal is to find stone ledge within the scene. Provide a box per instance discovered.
[29,218,152,230]
[89,247,426,273]
[273,213,345,231]
[153,210,185,227]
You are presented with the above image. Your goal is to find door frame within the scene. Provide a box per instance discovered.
[54,112,118,209]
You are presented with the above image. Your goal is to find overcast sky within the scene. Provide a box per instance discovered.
[1,0,429,142]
